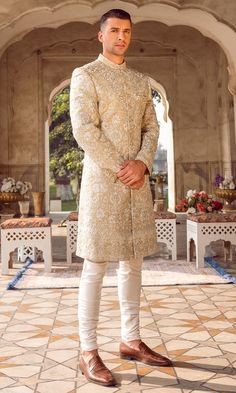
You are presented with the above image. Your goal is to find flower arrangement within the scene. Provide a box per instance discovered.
[0,177,32,196]
[176,189,223,214]
[214,174,236,190]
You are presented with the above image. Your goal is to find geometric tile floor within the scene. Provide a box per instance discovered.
[0,215,235,392]
[0,280,235,392]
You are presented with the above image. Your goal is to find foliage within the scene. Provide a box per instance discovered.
[49,86,84,182]
[176,189,223,214]
[62,200,77,211]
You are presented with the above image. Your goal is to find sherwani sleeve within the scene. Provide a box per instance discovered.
[135,79,159,174]
[70,68,124,180]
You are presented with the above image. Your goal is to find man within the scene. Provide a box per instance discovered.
[70,8,172,387]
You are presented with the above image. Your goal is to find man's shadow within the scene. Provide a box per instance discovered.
[113,360,236,391]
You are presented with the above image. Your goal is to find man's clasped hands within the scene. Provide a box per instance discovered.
[116,160,147,190]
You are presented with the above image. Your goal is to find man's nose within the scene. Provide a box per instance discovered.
[118,31,125,40]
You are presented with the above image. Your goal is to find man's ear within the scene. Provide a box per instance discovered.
[98,31,103,43]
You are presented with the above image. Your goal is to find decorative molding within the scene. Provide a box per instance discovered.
[0,1,236,94]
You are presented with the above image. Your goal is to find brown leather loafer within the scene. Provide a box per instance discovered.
[120,341,172,367]
[79,353,117,386]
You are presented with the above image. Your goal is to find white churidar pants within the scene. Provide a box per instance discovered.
[78,257,143,351]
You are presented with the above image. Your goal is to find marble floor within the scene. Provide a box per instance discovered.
[0,215,235,392]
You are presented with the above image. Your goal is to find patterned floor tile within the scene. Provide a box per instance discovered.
[76,383,118,392]
[55,315,78,323]
[142,388,183,393]
[168,312,199,321]
[140,368,178,387]
[183,346,223,357]
[213,331,236,342]
[179,330,211,341]
[219,343,236,353]
[0,376,16,389]
[40,363,76,379]
[27,316,55,326]
[17,336,50,348]
[37,380,75,393]
[203,320,233,329]
[52,326,78,335]
[2,331,40,341]
[0,226,236,392]
[47,337,78,349]
[204,376,236,392]
[152,308,178,316]
[2,387,34,393]
[4,352,44,365]
[46,349,78,363]
[114,367,139,385]
[0,365,41,378]
[187,356,230,369]
[0,345,28,358]
[159,326,193,335]
[174,365,215,382]
[165,339,198,352]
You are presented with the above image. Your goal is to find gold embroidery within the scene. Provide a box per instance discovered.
[70,55,159,261]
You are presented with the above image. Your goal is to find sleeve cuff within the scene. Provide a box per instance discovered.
[135,155,152,175]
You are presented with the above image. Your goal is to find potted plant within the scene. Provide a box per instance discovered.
[214,174,236,212]
[0,177,32,216]
[176,189,223,214]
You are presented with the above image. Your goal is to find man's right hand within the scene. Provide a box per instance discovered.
[129,176,145,190]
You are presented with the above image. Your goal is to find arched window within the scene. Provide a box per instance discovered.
[150,79,175,211]
[46,80,84,213]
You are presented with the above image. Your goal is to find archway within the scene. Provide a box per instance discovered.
[150,78,175,211]
[46,79,84,213]
[0,10,234,212]
[1,1,235,187]
[46,80,72,213]
[46,77,174,214]
[1,1,236,95]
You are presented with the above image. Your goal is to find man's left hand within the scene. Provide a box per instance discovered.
[117,160,147,186]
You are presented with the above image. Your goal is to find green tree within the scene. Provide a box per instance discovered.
[49,87,84,184]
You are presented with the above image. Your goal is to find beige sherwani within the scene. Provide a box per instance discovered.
[70,54,159,262]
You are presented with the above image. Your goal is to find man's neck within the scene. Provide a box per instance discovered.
[102,52,125,65]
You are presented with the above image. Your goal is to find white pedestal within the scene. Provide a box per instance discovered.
[50,199,62,212]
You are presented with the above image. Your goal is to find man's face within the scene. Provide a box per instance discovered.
[98,17,132,58]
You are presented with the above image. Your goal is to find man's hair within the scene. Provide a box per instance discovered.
[100,9,132,29]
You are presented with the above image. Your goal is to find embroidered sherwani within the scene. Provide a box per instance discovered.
[70,54,159,262]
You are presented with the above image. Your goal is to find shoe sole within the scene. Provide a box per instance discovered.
[120,353,172,367]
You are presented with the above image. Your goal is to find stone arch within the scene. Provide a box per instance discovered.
[0,1,236,93]
[149,78,175,211]
[45,79,72,213]
[1,3,235,211]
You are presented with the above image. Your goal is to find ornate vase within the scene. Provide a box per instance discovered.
[215,188,236,212]
[18,200,30,218]
[0,192,24,202]
[0,192,24,215]
[153,198,166,212]
[32,191,45,217]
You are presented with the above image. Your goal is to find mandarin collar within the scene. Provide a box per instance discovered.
[98,54,126,70]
